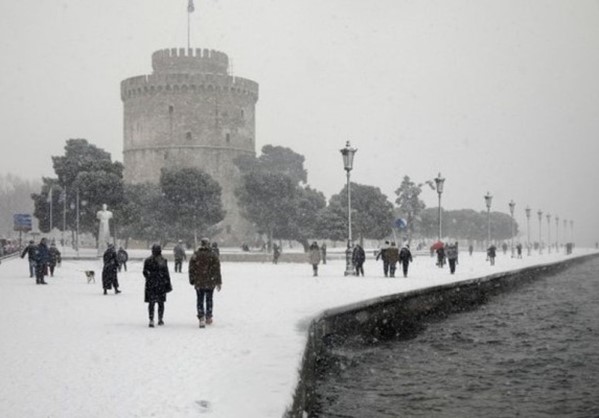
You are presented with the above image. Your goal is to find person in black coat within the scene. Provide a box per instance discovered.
[34,238,50,285]
[20,240,37,278]
[399,245,413,278]
[48,242,61,277]
[352,244,366,276]
[117,247,129,272]
[143,244,172,327]
[487,245,497,266]
[102,244,121,295]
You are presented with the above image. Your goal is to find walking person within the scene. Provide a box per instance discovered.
[173,240,186,273]
[34,238,50,285]
[117,246,129,272]
[399,244,413,278]
[487,244,497,266]
[272,243,281,264]
[387,242,400,277]
[309,241,321,276]
[468,244,474,256]
[516,243,523,258]
[376,241,390,277]
[436,245,446,268]
[102,243,121,295]
[48,242,61,277]
[189,238,222,328]
[321,243,327,265]
[211,242,220,257]
[143,244,172,328]
[20,240,37,278]
[446,242,459,274]
[352,244,366,276]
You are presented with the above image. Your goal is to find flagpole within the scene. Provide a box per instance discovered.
[49,187,53,233]
[187,11,190,49]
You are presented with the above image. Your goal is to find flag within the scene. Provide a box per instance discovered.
[188,0,195,13]
[47,187,53,203]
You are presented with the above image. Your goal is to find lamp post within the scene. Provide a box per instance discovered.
[509,200,515,257]
[546,213,551,254]
[525,206,531,256]
[563,219,568,244]
[484,192,493,248]
[555,215,559,252]
[537,210,543,254]
[570,220,574,244]
[434,173,445,242]
[69,190,87,258]
[340,141,357,276]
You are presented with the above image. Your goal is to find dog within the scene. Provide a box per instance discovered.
[84,270,96,284]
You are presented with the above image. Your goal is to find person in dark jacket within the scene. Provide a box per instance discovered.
[211,242,220,257]
[20,240,37,278]
[48,242,61,277]
[117,247,129,272]
[436,245,446,268]
[272,243,281,264]
[173,240,186,273]
[102,244,121,295]
[352,244,366,276]
[321,243,327,265]
[446,242,459,274]
[387,242,400,277]
[399,244,413,278]
[487,244,497,266]
[375,241,390,277]
[189,238,222,328]
[34,238,50,285]
[143,244,172,327]
[308,242,321,276]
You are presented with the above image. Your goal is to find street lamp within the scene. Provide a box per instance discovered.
[509,200,515,257]
[563,219,568,244]
[525,206,531,256]
[546,213,552,254]
[484,192,493,248]
[69,190,87,258]
[570,220,574,244]
[340,141,357,276]
[555,215,559,252]
[434,173,445,242]
[537,210,543,254]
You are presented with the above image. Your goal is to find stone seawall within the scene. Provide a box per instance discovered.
[285,253,599,417]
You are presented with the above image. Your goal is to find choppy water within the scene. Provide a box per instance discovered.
[315,257,599,418]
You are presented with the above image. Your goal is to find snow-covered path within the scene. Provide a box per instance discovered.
[0,249,595,417]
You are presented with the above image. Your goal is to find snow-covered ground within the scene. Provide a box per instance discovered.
[0,248,596,417]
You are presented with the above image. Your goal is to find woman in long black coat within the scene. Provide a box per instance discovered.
[102,244,120,294]
[143,244,172,327]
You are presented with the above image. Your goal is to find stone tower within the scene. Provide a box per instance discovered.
[121,47,259,244]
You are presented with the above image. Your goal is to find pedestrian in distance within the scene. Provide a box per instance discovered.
[516,243,523,258]
[468,244,474,256]
[352,244,366,276]
[211,242,220,257]
[20,240,37,278]
[446,242,459,274]
[48,242,61,277]
[272,243,281,264]
[173,240,186,273]
[309,241,321,276]
[399,244,413,278]
[34,238,50,285]
[502,242,508,255]
[387,242,400,278]
[189,238,222,328]
[143,244,172,328]
[321,243,327,264]
[376,240,390,277]
[487,244,497,266]
[436,245,446,268]
[117,246,129,272]
[102,243,121,295]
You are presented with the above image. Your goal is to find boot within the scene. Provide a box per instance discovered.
[115,288,121,294]
[198,315,206,328]
[103,289,107,295]
[158,319,164,326]
[148,320,154,328]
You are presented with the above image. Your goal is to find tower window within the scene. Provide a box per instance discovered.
[241,109,245,118]
[186,132,192,141]
[169,105,174,114]
[226,133,231,143]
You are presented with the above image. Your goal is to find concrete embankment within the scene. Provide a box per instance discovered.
[285,252,599,417]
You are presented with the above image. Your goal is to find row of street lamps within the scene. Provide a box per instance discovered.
[340,142,575,275]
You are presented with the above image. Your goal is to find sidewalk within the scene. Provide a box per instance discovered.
[0,249,595,417]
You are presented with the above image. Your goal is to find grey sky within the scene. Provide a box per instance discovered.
[1,0,598,245]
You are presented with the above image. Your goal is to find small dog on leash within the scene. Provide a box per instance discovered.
[84,270,96,284]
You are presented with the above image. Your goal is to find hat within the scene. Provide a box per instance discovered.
[200,237,210,247]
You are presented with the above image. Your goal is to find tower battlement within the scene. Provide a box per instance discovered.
[152,48,229,75]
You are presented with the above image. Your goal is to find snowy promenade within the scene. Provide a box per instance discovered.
[0,248,596,417]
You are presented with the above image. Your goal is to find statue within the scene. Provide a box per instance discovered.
[97,204,113,256]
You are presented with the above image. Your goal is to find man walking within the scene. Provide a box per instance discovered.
[173,240,186,273]
[34,238,50,285]
[189,238,222,328]
[446,242,459,274]
[20,240,37,278]
[399,244,413,278]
